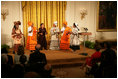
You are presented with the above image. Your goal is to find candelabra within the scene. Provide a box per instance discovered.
[1,8,9,21]
[80,8,87,20]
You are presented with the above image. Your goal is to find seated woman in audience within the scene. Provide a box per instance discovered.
[81,46,101,76]
[14,45,29,64]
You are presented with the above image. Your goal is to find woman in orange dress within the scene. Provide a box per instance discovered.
[12,21,23,54]
[60,21,72,50]
[26,22,37,52]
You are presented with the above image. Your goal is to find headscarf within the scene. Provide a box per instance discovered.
[54,21,57,26]
[17,21,21,25]
[74,23,79,31]
[14,21,17,26]
[74,23,78,27]
[14,21,21,25]
[28,21,33,26]
[63,21,67,26]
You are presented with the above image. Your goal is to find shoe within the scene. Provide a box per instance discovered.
[30,50,33,52]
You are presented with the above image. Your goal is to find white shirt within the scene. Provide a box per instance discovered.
[28,26,33,36]
[50,27,59,40]
[61,27,65,36]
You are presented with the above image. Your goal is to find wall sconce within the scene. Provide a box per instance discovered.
[80,8,87,20]
[1,8,9,21]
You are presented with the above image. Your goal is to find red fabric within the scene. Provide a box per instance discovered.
[26,27,37,50]
[60,27,72,50]
[91,51,101,60]
[86,57,92,66]
[86,51,101,66]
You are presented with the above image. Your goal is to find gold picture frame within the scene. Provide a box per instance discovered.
[96,1,117,32]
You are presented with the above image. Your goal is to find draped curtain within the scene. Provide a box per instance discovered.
[22,1,67,46]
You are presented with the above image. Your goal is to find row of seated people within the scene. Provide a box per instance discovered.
[1,44,55,78]
[81,42,117,78]
[1,42,117,78]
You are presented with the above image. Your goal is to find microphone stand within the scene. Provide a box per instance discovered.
[79,28,88,56]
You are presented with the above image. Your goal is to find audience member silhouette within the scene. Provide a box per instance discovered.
[90,47,101,78]
[100,42,117,78]
[12,64,25,78]
[1,47,13,65]
[1,64,12,78]
[14,45,29,64]
[20,54,27,65]
[29,44,47,65]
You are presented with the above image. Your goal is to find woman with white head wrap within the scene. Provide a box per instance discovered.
[50,21,60,50]
[70,23,81,51]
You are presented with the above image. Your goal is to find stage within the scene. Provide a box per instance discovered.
[8,45,96,67]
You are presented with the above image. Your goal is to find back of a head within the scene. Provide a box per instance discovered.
[17,21,21,25]
[24,72,41,78]
[44,64,52,75]
[19,55,27,64]
[35,44,41,51]
[17,45,24,55]
[94,44,101,52]
[104,42,111,49]
[96,48,100,52]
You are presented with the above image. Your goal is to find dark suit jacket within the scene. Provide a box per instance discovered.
[29,51,47,65]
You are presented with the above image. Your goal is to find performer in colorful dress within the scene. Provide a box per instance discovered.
[60,21,72,50]
[26,22,37,52]
[12,21,23,54]
[50,21,60,50]
[70,23,81,51]
[38,23,47,50]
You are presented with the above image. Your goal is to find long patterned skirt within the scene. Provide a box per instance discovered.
[13,37,22,52]
[60,39,70,50]
[50,40,59,50]
[26,36,37,50]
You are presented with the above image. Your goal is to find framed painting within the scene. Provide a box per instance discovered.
[97,1,117,32]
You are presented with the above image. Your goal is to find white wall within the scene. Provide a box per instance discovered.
[1,1,23,48]
[66,1,117,41]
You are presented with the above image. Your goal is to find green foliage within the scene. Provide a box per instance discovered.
[1,44,10,49]
[1,44,10,52]
[84,41,95,49]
